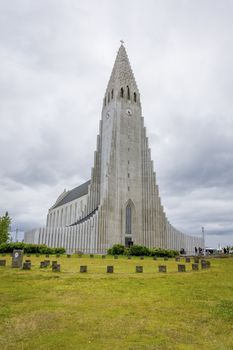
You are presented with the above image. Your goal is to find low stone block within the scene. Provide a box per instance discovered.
[40,261,47,268]
[0,260,6,266]
[175,257,180,262]
[102,255,106,259]
[127,256,132,260]
[201,260,211,269]
[80,265,87,273]
[90,254,94,258]
[185,257,191,263]
[140,256,144,260]
[44,260,50,266]
[23,262,31,270]
[136,266,143,273]
[153,256,157,260]
[192,263,199,271]
[158,265,167,273]
[194,257,199,264]
[114,255,118,259]
[52,261,57,267]
[178,264,186,272]
[164,257,168,261]
[107,265,114,273]
[25,259,31,263]
[52,264,60,272]
[36,254,40,257]
[45,254,50,258]
[56,254,60,258]
[67,254,71,258]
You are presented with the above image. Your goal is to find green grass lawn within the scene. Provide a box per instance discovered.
[0,255,233,350]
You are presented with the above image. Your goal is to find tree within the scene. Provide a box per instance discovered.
[0,212,11,244]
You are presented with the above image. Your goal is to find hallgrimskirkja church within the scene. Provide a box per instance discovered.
[25,44,204,254]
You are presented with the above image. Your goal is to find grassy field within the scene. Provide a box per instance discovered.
[0,255,233,350]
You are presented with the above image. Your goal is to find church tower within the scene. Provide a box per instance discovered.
[25,44,204,254]
[95,43,168,249]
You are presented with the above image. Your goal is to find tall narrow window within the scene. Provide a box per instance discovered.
[126,204,132,234]
[111,89,114,99]
[127,86,130,100]
[108,92,110,103]
[120,87,124,98]
[134,92,137,102]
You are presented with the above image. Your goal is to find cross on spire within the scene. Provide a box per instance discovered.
[120,39,124,45]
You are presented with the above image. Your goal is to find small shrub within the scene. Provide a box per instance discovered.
[108,244,125,255]
[128,245,150,256]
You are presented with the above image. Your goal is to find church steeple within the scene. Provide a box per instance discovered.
[103,43,140,107]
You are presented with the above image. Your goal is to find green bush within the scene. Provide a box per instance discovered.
[107,244,125,255]
[107,243,179,257]
[0,242,65,254]
[150,248,179,257]
[128,245,151,256]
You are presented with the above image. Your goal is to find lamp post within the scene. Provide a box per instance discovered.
[202,227,206,256]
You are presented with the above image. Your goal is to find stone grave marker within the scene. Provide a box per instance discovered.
[185,257,191,263]
[194,257,199,264]
[175,257,180,262]
[107,266,114,273]
[44,260,50,266]
[127,256,132,260]
[67,254,71,258]
[114,255,118,259]
[153,256,157,260]
[178,264,186,272]
[40,261,47,268]
[56,254,60,258]
[192,263,199,271]
[80,265,87,273]
[23,262,31,270]
[136,266,143,273]
[140,256,144,260]
[52,261,57,267]
[102,255,106,259]
[12,250,24,268]
[158,265,167,273]
[36,254,40,257]
[164,257,168,261]
[0,260,6,266]
[90,254,94,258]
[45,254,50,258]
[52,264,60,272]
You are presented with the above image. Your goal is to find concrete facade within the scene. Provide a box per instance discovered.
[24,44,204,254]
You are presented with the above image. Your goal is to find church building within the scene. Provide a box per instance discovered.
[25,44,204,254]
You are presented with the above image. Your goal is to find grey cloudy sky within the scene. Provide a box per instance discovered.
[0,0,233,247]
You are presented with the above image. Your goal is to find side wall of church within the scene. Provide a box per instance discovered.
[46,194,88,228]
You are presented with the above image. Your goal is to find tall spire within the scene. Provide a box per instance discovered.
[106,43,139,94]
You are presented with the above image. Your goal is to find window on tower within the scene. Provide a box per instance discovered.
[127,86,130,100]
[108,92,110,103]
[134,92,137,102]
[126,204,132,234]
[111,89,114,99]
[120,87,124,98]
